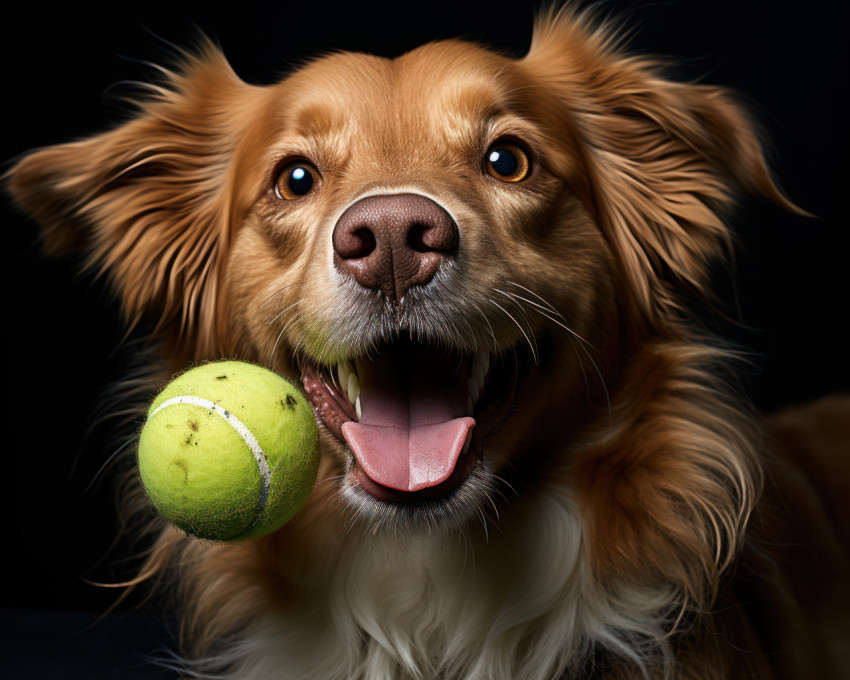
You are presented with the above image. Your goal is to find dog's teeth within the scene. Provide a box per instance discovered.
[338,361,351,393]
[355,396,362,420]
[467,397,474,417]
[347,372,361,405]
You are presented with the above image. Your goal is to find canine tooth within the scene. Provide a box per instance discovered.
[347,372,361,404]
[355,396,362,420]
[338,361,351,393]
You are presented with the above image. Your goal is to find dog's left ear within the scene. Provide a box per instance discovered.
[523,12,803,326]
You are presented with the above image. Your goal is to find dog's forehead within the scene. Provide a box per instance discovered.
[272,40,521,149]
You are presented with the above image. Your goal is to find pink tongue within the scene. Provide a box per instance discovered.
[341,345,475,492]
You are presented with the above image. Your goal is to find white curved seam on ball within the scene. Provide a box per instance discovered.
[149,396,271,516]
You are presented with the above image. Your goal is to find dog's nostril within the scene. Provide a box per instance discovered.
[335,226,376,259]
[408,222,443,253]
[417,220,458,252]
[332,220,371,262]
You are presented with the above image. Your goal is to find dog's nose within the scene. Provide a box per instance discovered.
[332,194,458,302]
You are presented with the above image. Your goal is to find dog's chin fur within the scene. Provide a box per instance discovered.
[8,6,848,680]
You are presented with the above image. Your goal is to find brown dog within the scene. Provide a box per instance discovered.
[8,8,849,679]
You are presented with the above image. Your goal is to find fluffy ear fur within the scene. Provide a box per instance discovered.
[6,42,262,356]
[522,10,799,327]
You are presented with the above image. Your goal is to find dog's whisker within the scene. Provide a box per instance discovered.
[487,297,540,365]
[497,290,538,346]
[526,303,588,346]
[467,300,500,354]
[504,283,596,351]
[314,471,347,492]
[268,306,306,366]
[448,303,480,355]
[494,286,612,420]
[261,278,314,308]
[504,281,571,333]
[268,298,307,326]
[489,464,520,501]
[576,340,613,425]
[480,470,506,515]
[477,506,489,543]
[569,339,594,406]
[279,312,308,349]
[505,281,560,312]
[291,330,310,362]
[506,297,597,405]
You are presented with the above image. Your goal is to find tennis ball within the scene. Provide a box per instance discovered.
[138,361,320,542]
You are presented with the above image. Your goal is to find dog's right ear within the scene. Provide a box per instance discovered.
[6,41,266,354]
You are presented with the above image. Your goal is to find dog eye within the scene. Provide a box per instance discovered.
[484,142,530,182]
[274,161,321,200]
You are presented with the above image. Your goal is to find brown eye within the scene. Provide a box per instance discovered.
[484,142,530,182]
[274,161,321,200]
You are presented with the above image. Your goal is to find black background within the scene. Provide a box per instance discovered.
[1,0,847,670]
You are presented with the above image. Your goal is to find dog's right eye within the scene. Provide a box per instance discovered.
[484,142,530,183]
[274,161,321,200]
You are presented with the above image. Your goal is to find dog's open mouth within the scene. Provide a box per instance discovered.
[300,336,520,502]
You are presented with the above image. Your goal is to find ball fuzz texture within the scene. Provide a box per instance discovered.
[138,361,320,541]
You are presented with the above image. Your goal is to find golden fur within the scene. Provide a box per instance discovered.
[7,8,848,679]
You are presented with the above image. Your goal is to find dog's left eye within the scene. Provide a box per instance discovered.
[484,142,530,183]
[274,161,321,200]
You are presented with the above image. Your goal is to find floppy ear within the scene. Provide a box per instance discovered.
[523,11,801,326]
[6,42,264,356]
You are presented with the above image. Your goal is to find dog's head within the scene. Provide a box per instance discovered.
[9,11,789,561]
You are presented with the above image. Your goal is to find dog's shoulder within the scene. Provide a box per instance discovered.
[762,394,850,544]
[730,395,850,678]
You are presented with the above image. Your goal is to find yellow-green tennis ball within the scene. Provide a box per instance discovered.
[137,361,319,542]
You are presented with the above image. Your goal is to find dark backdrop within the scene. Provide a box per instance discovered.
[2,0,846,672]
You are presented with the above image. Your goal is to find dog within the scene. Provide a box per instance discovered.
[7,7,849,679]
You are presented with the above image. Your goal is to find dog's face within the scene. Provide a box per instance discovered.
[8,13,787,567]
[224,39,614,526]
